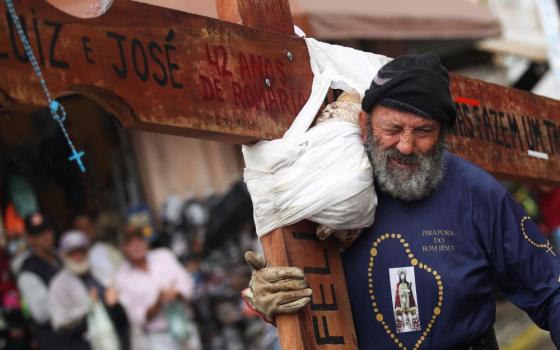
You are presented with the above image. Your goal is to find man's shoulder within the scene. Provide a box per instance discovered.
[49,269,74,289]
[17,269,40,286]
[115,261,133,281]
[148,247,178,263]
[149,247,175,257]
[19,254,45,275]
[445,153,507,197]
[19,253,37,269]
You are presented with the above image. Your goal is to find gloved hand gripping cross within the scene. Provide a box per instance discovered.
[241,251,313,323]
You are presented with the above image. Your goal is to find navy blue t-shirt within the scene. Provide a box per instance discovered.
[343,153,560,349]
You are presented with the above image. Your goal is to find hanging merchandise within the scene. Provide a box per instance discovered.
[7,176,38,219]
[3,203,24,238]
[243,39,391,237]
[3,0,86,173]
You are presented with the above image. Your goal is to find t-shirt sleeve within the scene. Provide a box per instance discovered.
[482,191,560,346]
[48,274,91,331]
[161,250,194,300]
[115,272,152,326]
[17,272,50,323]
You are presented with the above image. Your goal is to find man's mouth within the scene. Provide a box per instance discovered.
[389,157,418,168]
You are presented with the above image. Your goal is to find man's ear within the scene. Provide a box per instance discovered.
[358,110,368,143]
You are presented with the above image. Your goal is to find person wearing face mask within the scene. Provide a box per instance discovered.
[71,213,124,287]
[48,230,130,350]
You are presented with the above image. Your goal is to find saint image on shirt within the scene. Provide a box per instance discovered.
[389,267,421,333]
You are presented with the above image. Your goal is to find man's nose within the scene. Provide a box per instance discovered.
[396,131,415,155]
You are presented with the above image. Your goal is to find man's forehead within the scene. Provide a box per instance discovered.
[371,105,441,127]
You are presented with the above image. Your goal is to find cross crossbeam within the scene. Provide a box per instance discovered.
[1,1,559,184]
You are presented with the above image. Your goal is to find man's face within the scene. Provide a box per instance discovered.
[28,229,55,254]
[64,248,90,275]
[122,236,148,263]
[66,248,88,264]
[359,105,446,201]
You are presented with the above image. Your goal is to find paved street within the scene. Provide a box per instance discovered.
[495,300,555,350]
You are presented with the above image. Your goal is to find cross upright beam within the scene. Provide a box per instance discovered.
[214,2,358,348]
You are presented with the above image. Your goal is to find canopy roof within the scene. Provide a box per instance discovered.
[135,0,501,39]
[46,0,500,39]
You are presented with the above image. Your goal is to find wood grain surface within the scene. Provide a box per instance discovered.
[1,0,559,183]
[0,0,312,143]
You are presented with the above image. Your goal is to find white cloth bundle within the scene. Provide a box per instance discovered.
[243,39,391,237]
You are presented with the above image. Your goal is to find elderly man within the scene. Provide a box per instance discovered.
[72,213,124,286]
[243,54,560,349]
[48,230,130,350]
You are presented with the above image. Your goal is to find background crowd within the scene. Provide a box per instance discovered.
[0,181,280,350]
[1,176,559,350]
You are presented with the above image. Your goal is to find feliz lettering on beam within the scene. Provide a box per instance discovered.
[260,221,358,349]
[0,0,311,142]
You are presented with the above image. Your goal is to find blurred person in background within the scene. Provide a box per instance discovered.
[16,213,62,349]
[0,245,29,350]
[230,265,279,350]
[536,186,560,235]
[183,253,206,300]
[72,213,124,286]
[48,230,130,350]
[115,228,201,350]
[536,186,560,252]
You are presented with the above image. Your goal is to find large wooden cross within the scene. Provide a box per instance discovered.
[2,1,560,349]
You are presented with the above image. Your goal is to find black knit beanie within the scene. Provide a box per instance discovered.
[362,53,456,129]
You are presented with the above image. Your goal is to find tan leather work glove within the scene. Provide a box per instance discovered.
[242,251,312,323]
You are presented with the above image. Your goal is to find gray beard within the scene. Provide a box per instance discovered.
[63,258,90,276]
[364,121,446,202]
